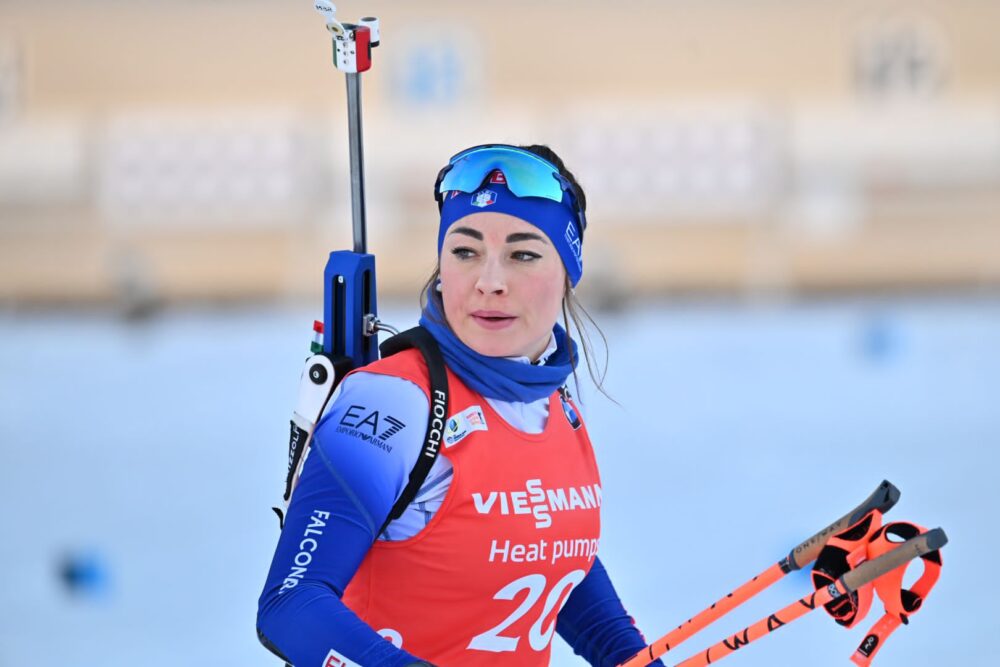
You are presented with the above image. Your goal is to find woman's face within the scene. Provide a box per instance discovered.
[439,211,566,361]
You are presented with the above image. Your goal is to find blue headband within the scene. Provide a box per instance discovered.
[437,170,584,287]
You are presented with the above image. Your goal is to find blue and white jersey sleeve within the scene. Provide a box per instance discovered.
[256,371,430,666]
[557,557,666,667]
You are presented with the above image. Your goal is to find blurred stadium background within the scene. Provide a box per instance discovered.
[1,1,998,665]
[3,0,1000,305]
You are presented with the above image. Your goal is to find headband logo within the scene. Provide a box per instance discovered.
[564,220,583,270]
[488,170,507,184]
[323,649,362,667]
[471,189,497,208]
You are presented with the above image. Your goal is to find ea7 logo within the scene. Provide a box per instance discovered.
[378,416,406,440]
[564,220,582,270]
[324,648,361,667]
[339,405,406,440]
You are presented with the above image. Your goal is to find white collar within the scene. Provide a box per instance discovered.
[503,332,558,366]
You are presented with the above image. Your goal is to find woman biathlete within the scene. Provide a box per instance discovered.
[257,144,664,667]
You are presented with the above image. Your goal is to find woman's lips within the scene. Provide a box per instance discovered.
[471,311,516,330]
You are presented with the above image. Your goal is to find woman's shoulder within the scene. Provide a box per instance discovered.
[313,349,433,431]
[315,366,430,450]
[352,347,431,396]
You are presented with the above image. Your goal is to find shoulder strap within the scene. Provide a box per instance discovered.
[377,326,449,536]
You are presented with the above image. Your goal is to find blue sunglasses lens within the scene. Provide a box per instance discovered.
[438,147,565,202]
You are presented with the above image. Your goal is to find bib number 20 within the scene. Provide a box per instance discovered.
[467,569,586,653]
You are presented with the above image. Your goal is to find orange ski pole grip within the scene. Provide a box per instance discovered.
[850,521,943,666]
[783,480,900,571]
[618,481,900,667]
[671,528,948,667]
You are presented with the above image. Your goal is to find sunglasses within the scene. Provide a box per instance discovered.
[433,144,587,237]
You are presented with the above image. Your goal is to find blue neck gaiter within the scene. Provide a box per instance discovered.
[418,295,578,403]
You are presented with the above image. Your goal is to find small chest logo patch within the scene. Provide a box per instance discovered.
[444,405,488,447]
[560,391,582,430]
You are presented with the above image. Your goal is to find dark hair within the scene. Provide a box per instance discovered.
[421,143,611,398]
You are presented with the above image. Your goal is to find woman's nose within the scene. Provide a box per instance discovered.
[475,258,507,295]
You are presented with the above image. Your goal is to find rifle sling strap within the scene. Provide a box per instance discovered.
[377,326,449,536]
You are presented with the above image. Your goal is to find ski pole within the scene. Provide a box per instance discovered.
[619,480,900,667]
[669,527,947,667]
